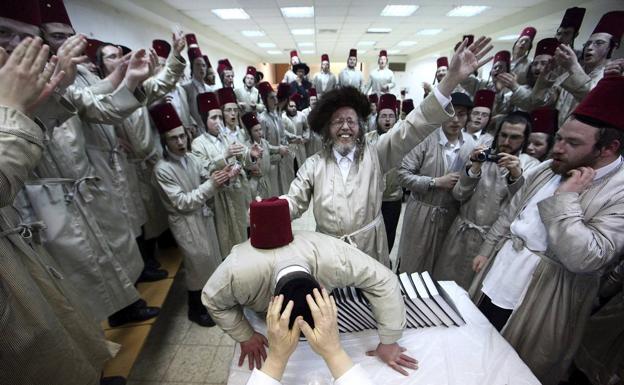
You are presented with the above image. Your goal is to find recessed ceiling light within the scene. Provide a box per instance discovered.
[388,49,401,54]
[298,42,314,47]
[447,5,489,17]
[416,28,443,36]
[212,8,250,20]
[267,50,282,55]
[281,6,314,18]
[301,50,315,54]
[380,5,419,17]
[358,41,376,46]
[397,41,417,47]
[497,34,518,41]
[257,42,276,48]
[292,28,315,35]
[367,28,392,33]
[241,30,265,37]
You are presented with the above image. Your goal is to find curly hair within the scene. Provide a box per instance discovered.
[308,86,371,134]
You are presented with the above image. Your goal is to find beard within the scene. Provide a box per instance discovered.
[333,141,356,156]
[550,150,600,175]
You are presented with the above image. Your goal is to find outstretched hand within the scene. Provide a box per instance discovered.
[439,36,493,96]
[366,342,418,376]
[54,34,89,90]
[123,49,152,91]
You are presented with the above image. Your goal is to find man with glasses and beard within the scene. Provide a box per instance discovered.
[281,37,493,267]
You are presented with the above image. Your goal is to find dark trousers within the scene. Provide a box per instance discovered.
[478,295,513,331]
[381,199,402,252]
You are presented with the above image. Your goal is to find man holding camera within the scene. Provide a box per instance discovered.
[433,112,539,289]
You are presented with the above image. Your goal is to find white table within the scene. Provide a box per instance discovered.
[227,282,540,385]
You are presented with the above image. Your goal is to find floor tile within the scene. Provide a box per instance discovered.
[183,322,225,346]
[128,341,180,381]
[163,345,218,382]
[204,345,235,383]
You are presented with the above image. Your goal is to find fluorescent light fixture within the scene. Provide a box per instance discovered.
[212,8,250,20]
[291,28,315,35]
[298,42,314,47]
[447,5,489,17]
[241,30,265,37]
[416,28,443,36]
[367,27,392,33]
[358,41,376,46]
[380,5,419,17]
[257,42,276,48]
[359,50,367,54]
[388,49,401,54]
[267,50,282,55]
[281,6,314,18]
[497,34,518,41]
[397,40,417,47]
[301,50,315,54]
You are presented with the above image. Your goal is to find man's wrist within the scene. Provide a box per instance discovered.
[322,348,353,379]
[262,354,288,381]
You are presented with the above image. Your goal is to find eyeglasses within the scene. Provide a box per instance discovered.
[583,39,609,48]
[330,118,358,128]
[223,108,239,113]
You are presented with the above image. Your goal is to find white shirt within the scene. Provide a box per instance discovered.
[245,364,374,385]
[338,67,363,89]
[482,156,624,310]
[333,147,356,183]
[438,128,464,172]
[168,152,188,170]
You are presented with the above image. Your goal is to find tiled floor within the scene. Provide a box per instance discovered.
[127,202,405,385]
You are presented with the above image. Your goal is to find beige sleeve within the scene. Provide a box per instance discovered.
[142,53,186,105]
[64,83,144,124]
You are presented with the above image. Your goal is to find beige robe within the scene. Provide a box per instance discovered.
[154,153,222,290]
[363,67,395,95]
[246,138,281,199]
[283,110,309,167]
[202,230,406,344]
[365,129,402,202]
[282,93,454,266]
[311,71,338,98]
[181,78,216,134]
[396,129,475,273]
[0,107,112,385]
[433,153,539,289]
[472,160,624,385]
[191,133,252,256]
[235,86,265,114]
[259,109,290,195]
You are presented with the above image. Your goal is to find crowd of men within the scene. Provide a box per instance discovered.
[0,1,623,384]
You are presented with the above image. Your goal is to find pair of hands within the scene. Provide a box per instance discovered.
[472,166,597,273]
[226,143,264,160]
[469,145,523,179]
[210,164,241,187]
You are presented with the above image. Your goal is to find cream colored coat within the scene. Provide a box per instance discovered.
[181,78,216,133]
[202,230,406,344]
[283,110,309,167]
[191,133,252,256]
[473,160,624,385]
[433,153,539,289]
[246,138,281,199]
[235,86,265,114]
[259,109,291,195]
[154,153,223,290]
[282,93,454,266]
[396,129,475,273]
[365,129,402,202]
[510,55,530,86]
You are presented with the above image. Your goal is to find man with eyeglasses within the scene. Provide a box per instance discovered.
[434,111,539,290]
[531,11,623,128]
[464,89,495,143]
[281,37,493,266]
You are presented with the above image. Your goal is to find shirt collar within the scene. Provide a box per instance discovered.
[437,127,465,147]
[595,156,623,180]
[333,147,356,163]
[168,151,186,164]
[205,132,221,144]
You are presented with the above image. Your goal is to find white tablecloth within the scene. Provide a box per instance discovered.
[227,282,540,385]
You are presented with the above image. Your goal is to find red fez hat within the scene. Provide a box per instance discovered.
[217,59,233,75]
[241,112,260,130]
[246,66,256,77]
[289,93,302,104]
[217,87,237,106]
[368,94,378,104]
[250,197,293,249]
[437,57,449,68]
[560,7,586,33]
[321,53,329,62]
[197,92,220,113]
[85,39,102,63]
[203,55,212,68]
[519,26,537,41]
[149,103,183,134]
[379,49,387,57]
[39,0,72,26]
[349,48,357,58]
[185,33,199,48]
[530,107,558,135]
[473,89,495,110]
[258,81,274,98]
[152,39,171,59]
[573,75,624,131]
[187,47,202,63]
[494,50,511,66]
[402,99,414,115]
[308,88,317,97]
[2,0,41,26]
[534,38,558,58]
[592,11,624,48]
[378,94,397,112]
[290,50,298,58]
[277,83,291,101]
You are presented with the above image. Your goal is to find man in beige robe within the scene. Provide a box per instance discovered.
[434,112,539,289]
[151,103,227,326]
[396,93,476,273]
[235,66,265,114]
[181,34,215,134]
[470,75,624,385]
[510,27,536,86]
[283,96,309,169]
[282,38,493,266]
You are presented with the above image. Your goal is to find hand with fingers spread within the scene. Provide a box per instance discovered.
[439,36,494,97]
[172,30,186,55]
[366,342,418,376]
[556,167,596,194]
[239,331,269,370]
[554,44,580,73]
[54,34,88,90]
[260,295,302,381]
[0,37,65,115]
[497,72,518,92]
[123,49,152,91]
[104,52,131,89]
